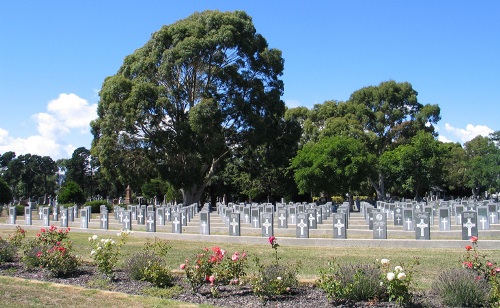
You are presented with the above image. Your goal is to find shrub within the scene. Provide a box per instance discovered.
[125,238,173,288]
[181,245,248,295]
[0,237,16,263]
[88,230,131,278]
[379,258,419,306]
[433,269,490,307]
[318,260,384,303]
[249,237,300,300]
[21,226,79,277]
[84,200,111,213]
[58,181,85,204]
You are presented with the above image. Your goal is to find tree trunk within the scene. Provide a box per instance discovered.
[369,172,386,201]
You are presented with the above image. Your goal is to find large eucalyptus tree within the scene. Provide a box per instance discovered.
[91,11,286,204]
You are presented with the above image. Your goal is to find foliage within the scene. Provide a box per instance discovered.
[21,226,79,277]
[460,236,500,306]
[58,181,86,204]
[180,245,248,295]
[0,177,12,204]
[88,230,131,278]
[141,179,180,202]
[124,238,173,288]
[0,237,17,263]
[317,259,385,303]
[91,10,288,205]
[249,237,300,300]
[84,200,111,213]
[380,131,445,199]
[379,258,419,306]
[463,134,500,197]
[8,225,26,248]
[433,269,490,307]
[291,135,375,196]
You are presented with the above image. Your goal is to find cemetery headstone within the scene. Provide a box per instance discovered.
[122,210,132,231]
[477,206,490,230]
[261,212,274,237]
[137,207,146,225]
[172,211,182,233]
[200,211,210,235]
[146,211,156,232]
[415,212,430,240]
[42,207,50,226]
[488,203,498,224]
[462,211,478,240]
[394,207,403,226]
[373,212,387,239]
[8,206,16,224]
[455,205,464,225]
[60,208,69,228]
[306,208,317,229]
[68,206,74,222]
[100,211,109,230]
[80,209,88,228]
[439,207,451,231]
[296,212,309,238]
[24,206,32,225]
[403,209,413,231]
[333,213,346,239]
[229,212,241,236]
[277,208,288,228]
[157,207,165,226]
[288,206,297,224]
[251,208,261,228]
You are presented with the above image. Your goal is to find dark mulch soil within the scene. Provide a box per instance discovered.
[0,261,446,307]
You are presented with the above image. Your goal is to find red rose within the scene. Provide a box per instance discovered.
[470,236,478,243]
[465,245,473,251]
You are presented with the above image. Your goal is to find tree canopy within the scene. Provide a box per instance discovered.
[91,10,288,205]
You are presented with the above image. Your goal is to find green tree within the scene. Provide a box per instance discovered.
[380,132,445,199]
[463,134,500,198]
[440,142,468,197]
[91,10,286,205]
[58,181,85,204]
[0,177,12,204]
[346,80,441,200]
[291,135,375,198]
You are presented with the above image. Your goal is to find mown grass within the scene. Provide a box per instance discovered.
[0,276,210,308]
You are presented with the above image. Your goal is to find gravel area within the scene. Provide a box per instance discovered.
[0,261,446,307]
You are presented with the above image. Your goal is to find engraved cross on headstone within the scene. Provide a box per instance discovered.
[230,218,239,234]
[416,219,428,237]
[334,219,344,236]
[297,219,307,236]
[464,218,476,237]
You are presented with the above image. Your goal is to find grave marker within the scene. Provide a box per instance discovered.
[261,213,273,237]
[42,207,50,226]
[8,206,16,224]
[60,208,69,228]
[24,206,32,225]
[415,212,430,240]
[122,210,132,231]
[277,208,288,228]
[229,213,241,236]
[394,207,403,226]
[100,211,109,230]
[333,213,346,239]
[137,207,145,225]
[200,211,210,235]
[157,207,165,226]
[373,212,387,239]
[403,209,413,231]
[296,213,309,238]
[462,211,478,240]
[80,209,88,228]
[477,206,490,230]
[146,211,156,232]
[172,212,182,234]
[439,207,451,231]
[306,208,317,229]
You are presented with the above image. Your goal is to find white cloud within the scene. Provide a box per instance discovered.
[47,93,97,132]
[0,93,97,159]
[444,123,494,144]
[437,134,454,143]
[285,99,302,109]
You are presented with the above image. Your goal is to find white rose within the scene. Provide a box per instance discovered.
[397,272,407,281]
[387,272,395,281]
[92,235,98,240]
[90,250,96,256]
[395,266,403,272]
[381,258,390,265]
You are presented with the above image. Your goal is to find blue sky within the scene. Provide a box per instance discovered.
[1,1,498,159]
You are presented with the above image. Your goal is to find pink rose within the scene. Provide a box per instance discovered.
[209,275,215,285]
[470,236,478,243]
[180,263,186,270]
[268,236,276,245]
[232,253,239,261]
